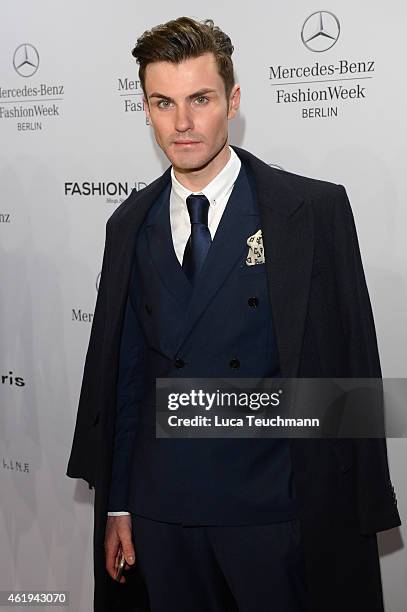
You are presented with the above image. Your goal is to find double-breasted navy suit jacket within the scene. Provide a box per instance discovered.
[108,160,299,525]
[67,146,401,612]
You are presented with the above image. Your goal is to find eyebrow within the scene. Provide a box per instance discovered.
[148,88,217,101]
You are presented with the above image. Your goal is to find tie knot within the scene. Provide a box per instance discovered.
[186,194,210,226]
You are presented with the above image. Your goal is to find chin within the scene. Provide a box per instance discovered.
[171,154,210,173]
[176,160,207,171]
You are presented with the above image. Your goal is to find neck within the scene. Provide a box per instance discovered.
[173,141,231,192]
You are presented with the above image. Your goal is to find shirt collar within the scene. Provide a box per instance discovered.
[170,146,241,207]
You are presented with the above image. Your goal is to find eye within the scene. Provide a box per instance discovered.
[194,96,209,105]
[157,99,172,109]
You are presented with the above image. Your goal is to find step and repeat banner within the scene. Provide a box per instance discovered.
[1,1,406,610]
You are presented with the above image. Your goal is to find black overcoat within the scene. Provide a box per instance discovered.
[67,146,401,612]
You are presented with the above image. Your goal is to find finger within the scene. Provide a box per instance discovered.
[105,544,119,579]
[121,547,136,566]
[118,528,136,565]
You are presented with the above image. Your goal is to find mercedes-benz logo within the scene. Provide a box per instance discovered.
[301,11,340,53]
[13,44,40,77]
[96,271,101,293]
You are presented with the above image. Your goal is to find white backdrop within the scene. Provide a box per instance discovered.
[1,1,406,610]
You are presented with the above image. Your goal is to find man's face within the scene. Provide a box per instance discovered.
[143,53,240,174]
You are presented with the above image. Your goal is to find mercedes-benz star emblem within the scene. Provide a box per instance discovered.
[301,11,340,52]
[13,44,40,77]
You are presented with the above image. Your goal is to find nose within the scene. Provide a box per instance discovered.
[174,103,193,133]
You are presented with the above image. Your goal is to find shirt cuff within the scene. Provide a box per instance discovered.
[107,511,130,516]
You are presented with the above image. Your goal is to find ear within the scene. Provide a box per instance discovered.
[227,84,241,119]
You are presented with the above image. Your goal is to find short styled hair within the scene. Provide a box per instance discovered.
[132,16,235,99]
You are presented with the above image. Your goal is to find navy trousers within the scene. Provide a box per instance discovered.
[131,514,308,612]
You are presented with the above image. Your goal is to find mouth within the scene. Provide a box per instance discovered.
[173,140,201,146]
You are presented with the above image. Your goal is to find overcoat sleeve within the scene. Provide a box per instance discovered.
[333,186,400,533]
[66,220,113,488]
[107,286,148,511]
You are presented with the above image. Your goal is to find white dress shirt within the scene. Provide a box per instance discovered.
[107,146,242,517]
[170,146,241,263]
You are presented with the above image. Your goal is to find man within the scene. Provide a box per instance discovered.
[67,16,401,612]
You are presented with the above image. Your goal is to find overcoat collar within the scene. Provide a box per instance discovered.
[108,146,314,378]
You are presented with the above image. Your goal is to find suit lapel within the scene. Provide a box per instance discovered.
[145,184,193,307]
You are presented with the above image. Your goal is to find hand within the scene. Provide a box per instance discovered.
[104,515,136,583]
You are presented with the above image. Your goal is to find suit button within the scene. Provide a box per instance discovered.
[145,304,152,315]
[174,358,185,369]
[248,296,259,308]
[229,358,240,369]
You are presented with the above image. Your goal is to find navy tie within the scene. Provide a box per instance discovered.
[182,194,212,283]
